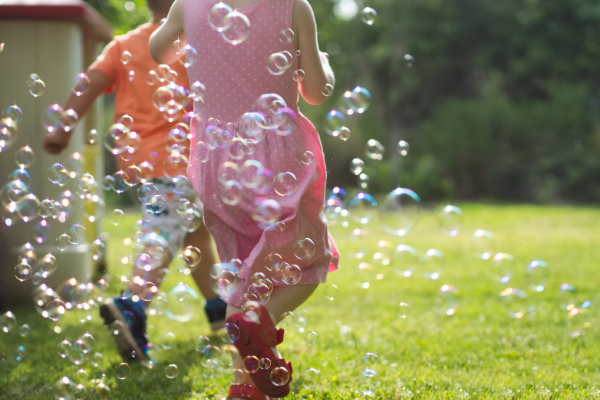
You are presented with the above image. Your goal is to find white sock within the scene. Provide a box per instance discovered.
[244,310,260,324]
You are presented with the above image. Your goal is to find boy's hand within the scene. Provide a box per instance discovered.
[43,130,72,154]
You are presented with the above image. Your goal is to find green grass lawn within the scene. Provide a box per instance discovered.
[2,203,600,399]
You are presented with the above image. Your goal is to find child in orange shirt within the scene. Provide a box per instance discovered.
[43,0,226,361]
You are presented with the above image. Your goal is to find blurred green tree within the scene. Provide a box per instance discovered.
[85,0,600,202]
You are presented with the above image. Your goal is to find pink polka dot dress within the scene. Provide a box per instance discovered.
[184,0,340,306]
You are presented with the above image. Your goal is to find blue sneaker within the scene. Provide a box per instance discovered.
[100,297,148,362]
[205,296,228,331]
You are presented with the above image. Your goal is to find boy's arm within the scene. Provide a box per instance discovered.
[294,0,335,105]
[149,0,186,65]
[43,70,113,154]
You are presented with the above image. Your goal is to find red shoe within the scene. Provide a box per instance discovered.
[228,384,270,400]
[226,306,293,398]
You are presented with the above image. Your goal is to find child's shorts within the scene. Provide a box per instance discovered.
[141,177,204,257]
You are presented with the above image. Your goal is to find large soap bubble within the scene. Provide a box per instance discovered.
[379,188,420,236]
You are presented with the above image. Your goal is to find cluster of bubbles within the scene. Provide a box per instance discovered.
[0,3,582,399]
[207,2,252,46]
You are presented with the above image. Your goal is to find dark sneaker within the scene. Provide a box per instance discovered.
[204,296,227,331]
[100,297,148,362]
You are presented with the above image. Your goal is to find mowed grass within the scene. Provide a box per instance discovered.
[1,203,600,399]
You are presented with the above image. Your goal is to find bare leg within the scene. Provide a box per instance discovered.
[226,283,319,395]
[127,252,172,298]
[186,223,218,300]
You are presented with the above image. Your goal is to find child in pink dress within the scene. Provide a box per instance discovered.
[150,0,339,397]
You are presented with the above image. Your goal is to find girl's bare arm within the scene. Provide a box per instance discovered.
[149,0,186,65]
[293,0,335,105]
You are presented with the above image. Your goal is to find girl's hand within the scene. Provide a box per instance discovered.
[43,130,72,154]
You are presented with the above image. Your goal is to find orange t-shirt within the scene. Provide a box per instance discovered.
[89,23,189,177]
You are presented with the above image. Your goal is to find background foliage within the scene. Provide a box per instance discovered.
[85,0,600,202]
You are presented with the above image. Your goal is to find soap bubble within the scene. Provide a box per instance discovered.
[350,158,365,175]
[280,263,302,285]
[491,253,515,284]
[147,195,167,214]
[294,238,315,260]
[342,87,371,114]
[171,38,185,54]
[322,83,334,97]
[120,51,132,64]
[78,173,95,192]
[267,52,290,76]
[42,104,64,133]
[270,366,290,386]
[0,122,17,151]
[208,2,233,32]
[166,282,199,322]
[14,263,32,282]
[293,69,305,82]
[172,175,190,194]
[221,11,251,45]
[16,194,40,221]
[91,239,106,261]
[438,205,463,237]
[62,109,79,133]
[4,105,23,125]
[19,324,30,337]
[392,244,418,277]
[1,181,27,210]
[422,249,444,280]
[398,140,410,156]
[279,28,294,44]
[45,299,66,321]
[73,73,91,96]
[404,54,415,68]
[67,224,85,245]
[110,209,125,225]
[85,129,98,144]
[349,192,378,225]
[301,150,315,165]
[471,230,495,260]
[360,7,377,25]
[243,355,260,373]
[115,363,131,379]
[436,285,458,316]
[339,127,351,141]
[365,139,384,160]
[138,183,158,204]
[29,78,46,97]
[294,309,309,328]
[37,253,57,274]
[305,331,319,345]
[254,198,281,227]
[104,124,130,156]
[273,172,297,196]
[0,311,16,333]
[218,344,239,367]
[58,339,72,358]
[324,284,338,300]
[397,302,410,318]
[118,114,134,130]
[525,260,549,292]
[56,234,71,251]
[379,188,421,236]
[324,110,346,137]
[48,163,69,186]
[358,173,369,189]
[15,146,34,168]
[220,181,243,206]
[165,364,179,379]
